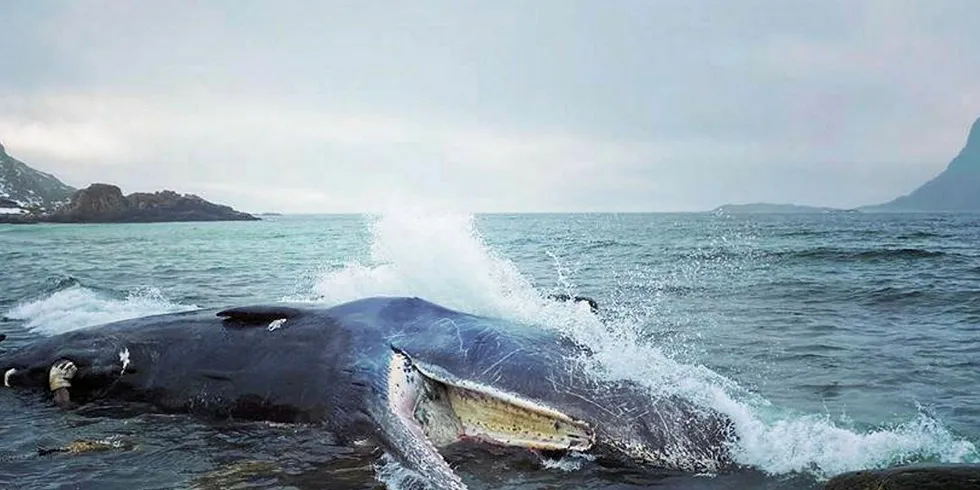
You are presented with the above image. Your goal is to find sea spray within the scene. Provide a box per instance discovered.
[5,284,198,335]
[308,206,547,321]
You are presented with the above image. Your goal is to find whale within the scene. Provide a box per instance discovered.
[0,296,736,489]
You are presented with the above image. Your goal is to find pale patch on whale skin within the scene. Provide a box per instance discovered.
[49,359,77,391]
[4,368,15,387]
[267,318,287,332]
[119,348,131,375]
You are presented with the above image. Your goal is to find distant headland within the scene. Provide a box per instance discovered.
[0,141,258,224]
[712,116,980,214]
[863,116,980,212]
[711,203,847,215]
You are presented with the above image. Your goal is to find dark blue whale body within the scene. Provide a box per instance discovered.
[1,296,736,489]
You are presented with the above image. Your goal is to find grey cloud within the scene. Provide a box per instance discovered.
[1,0,978,212]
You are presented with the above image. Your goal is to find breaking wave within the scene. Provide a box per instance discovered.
[5,282,198,336]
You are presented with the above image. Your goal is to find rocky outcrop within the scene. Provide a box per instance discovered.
[45,183,259,223]
[825,464,980,489]
[49,183,130,222]
[0,140,76,210]
[865,117,980,211]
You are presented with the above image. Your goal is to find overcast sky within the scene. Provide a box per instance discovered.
[1,1,978,212]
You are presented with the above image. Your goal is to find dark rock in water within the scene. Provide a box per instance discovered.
[865,116,980,212]
[825,464,980,490]
[45,183,259,223]
[49,183,130,222]
[190,460,284,490]
[548,293,599,313]
[123,189,257,222]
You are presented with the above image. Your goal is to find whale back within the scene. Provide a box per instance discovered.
[0,306,379,432]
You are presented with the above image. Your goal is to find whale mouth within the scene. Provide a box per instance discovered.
[387,349,594,453]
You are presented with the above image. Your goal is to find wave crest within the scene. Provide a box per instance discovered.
[5,284,198,335]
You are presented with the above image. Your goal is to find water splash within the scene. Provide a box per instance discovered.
[374,453,436,490]
[5,284,198,335]
[306,205,551,322]
[308,205,977,483]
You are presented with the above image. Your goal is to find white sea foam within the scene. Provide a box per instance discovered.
[374,453,434,490]
[5,285,198,335]
[308,205,545,320]
[309,204,978,485]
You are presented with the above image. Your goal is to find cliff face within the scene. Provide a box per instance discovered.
[0,141,77,210]
[868,117,980,211]
[46,184,259,223]
[51,183,130,221]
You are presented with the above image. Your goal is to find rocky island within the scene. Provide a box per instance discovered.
[45,183,259,223]
[0,140,258,224]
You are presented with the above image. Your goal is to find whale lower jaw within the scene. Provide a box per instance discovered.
[387,349,595,453]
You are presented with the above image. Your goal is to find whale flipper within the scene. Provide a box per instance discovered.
[373,350,468,490]
[373,348,598,489]
[372,402,468,490]
[49,359,78,408]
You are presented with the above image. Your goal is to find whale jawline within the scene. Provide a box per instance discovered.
[387,348,595,453]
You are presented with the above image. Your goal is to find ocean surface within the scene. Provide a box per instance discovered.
[1,210,978,489]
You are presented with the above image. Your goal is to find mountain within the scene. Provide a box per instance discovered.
[0,141,76,210]
[712,203,843,214]
[865,117,980,212]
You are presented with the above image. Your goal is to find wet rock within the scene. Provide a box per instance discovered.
[37,437,138,456]
[189,460,283,490]
[547,293,599,313]
[825,464,980,490]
